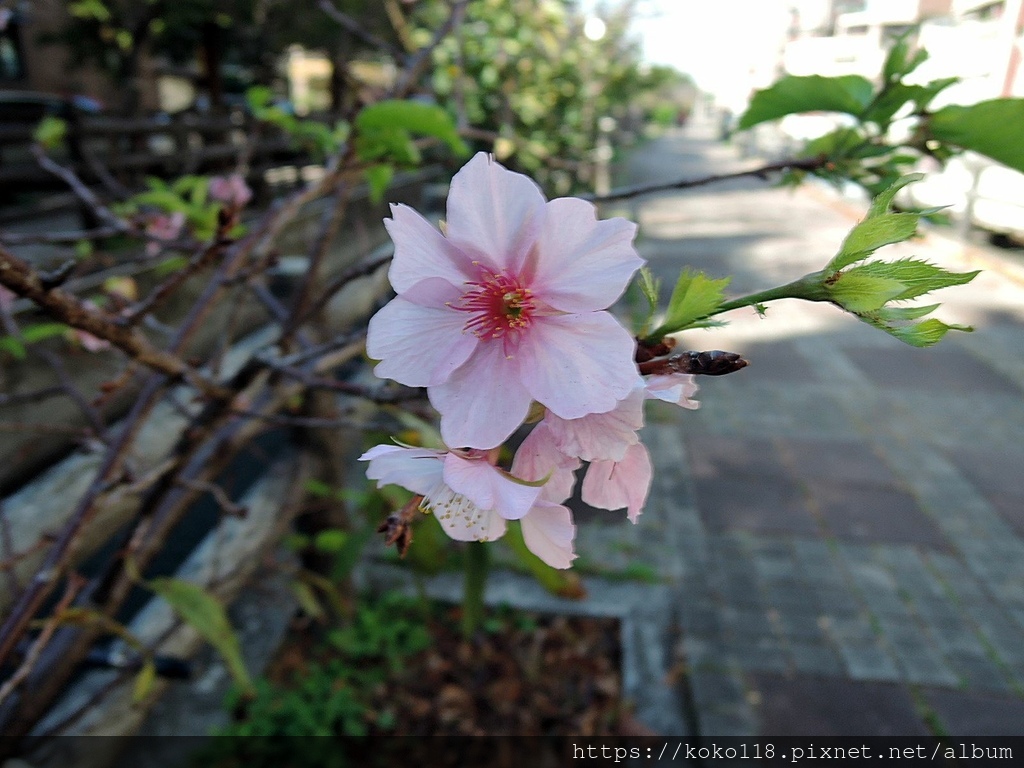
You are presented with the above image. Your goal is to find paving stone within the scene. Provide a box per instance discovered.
[727,636,791,674]
[945,652,1014,693]
[746,673,930,736]
[720,606,775,636]
[773,609,829,642]
[939,445,1024,538]
[727,340,822,384]
[835,641,901,682]
[788,642,846,676]
[784,437,900,488]
[844,346,1022,397]
[814,482,951,549]
[891,648,960,687]
[922,688,1024,736]
[699,712,758,738]
[813,588,865,619]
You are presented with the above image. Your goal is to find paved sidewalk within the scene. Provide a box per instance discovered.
[581,119,1024,738]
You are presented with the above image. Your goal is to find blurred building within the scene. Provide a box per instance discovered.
[782,0,1023,102]
[0,0,158,110]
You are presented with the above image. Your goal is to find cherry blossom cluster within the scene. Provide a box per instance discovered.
[360,154,697,568]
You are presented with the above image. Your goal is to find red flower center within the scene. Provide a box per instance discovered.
[453,270,536,345]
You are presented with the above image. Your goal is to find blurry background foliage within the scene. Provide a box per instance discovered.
[44,0,691,192]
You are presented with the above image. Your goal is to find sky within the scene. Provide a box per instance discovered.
[583,0,833,102]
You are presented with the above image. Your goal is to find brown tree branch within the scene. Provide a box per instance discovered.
[584,155,830,202]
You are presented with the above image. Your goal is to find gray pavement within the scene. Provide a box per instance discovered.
[583,118,1024,738]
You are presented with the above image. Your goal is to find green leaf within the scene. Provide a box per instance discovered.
[0,336,27,360]
[74,239,94,259]
[34,116,67,150]
[365,164,395,204]
[876,317,972,347]
[154,255,189,276]
[882,35,928,83]
[843,259,979,301]
[863,83,933,126]
[653,268,730,337]
[636,266,660,312]
[355,100,469,157]
[132,189,190,213]
[22,322,71,344]
[738,74,875,130]
[631,266,661,335]
[874,303,940,321]
[828,272,906,312]
[313,529,349,553]
[245,85,274,112]
[868,173,924,218]
[133,659,157,703]
[828,213,920,271]
[929,99,1024,174]
[289,579,326,620]
[146,577,254,695]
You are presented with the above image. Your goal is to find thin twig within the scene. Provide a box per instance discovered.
[0,574,84,707]
[319,0,405,61]
[584,155,830,202]
[32,146,128,234]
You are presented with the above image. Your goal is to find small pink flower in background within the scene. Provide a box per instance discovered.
[71,301,111,353]
[209,174,253,209]
[644,373,700,409]
[145,212,186,257]
[367,152,644,450]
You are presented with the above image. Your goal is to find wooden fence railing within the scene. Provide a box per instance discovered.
[0,109,311,212]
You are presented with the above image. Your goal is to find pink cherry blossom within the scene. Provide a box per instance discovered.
[208,174,253,209]
[645,373,699,409]
[145,212,186,257]
[367,152,644,450]
[581,441,653,524]
[510,424,580,568]
[358,443,533,538]
[542,382,645,462]
[360,442,577,568]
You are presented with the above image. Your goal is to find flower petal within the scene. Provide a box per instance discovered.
[443,452,542,520]
[385,203,476,294]
[359,445,444,497]
[517,312,639,420]
[521,502,577,569]
[543,385,645,462]
[367,297,478,387]
[428,342,533,449]
[430,488,508,542]
[511,422,580,504]
[528,197,643,313]
[581,441,652,523]
[445,153,546,274]
[645,374,700,409]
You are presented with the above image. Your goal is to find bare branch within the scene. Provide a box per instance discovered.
[584,156,830,203]
[0,243,226,399]
[319,0,405,61]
